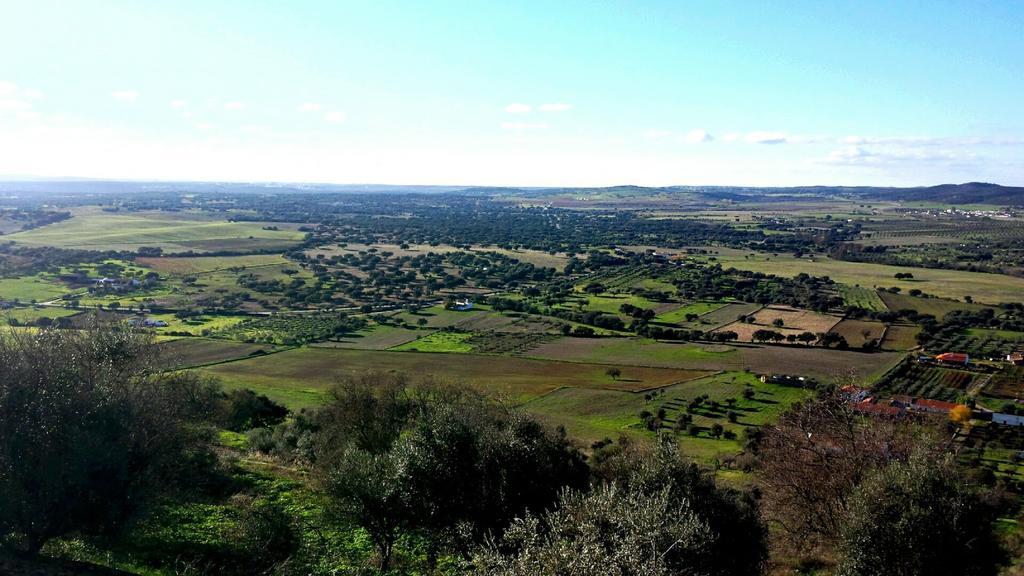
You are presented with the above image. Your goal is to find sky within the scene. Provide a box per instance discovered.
[1,0,1022,187]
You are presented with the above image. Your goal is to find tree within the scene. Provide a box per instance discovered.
[316,376,587,569]
[605,366,622,380]
[474,437,766,576]
[758,394,925,554]
[949,404,972,425]
[0,326,218,555]
[836,455,1001,576]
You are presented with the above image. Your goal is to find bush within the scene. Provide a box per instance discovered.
[837,454,1002,576]
[0,327,219,554]
[220,389,289,431]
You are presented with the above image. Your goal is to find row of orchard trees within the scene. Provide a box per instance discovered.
[0,325,1011,575]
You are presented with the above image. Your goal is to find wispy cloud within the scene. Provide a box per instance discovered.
[0,82,43,119]
[170,99,187,108]
[223,101,245,110]
[501,122,547,130]
[110,90,139,102]
[683,129,713,143]
[324,111,346,123]
[745,131,787,144]
[504,103,532,114]
[539,103,572,112]
[297,103,322,112]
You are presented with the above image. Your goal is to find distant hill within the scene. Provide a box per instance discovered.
[1,179,1021,205]
[864,182,1024,204]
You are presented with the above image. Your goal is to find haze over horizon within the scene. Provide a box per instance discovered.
[2,1,1022,187]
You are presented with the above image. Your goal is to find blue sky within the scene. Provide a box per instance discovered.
[1,0,1022,186]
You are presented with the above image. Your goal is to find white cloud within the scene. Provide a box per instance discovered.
[0,81,17,97]
[745,131,787,144]
[504,103,532,114]
[21,88,43,99]
[324,111,346,123]
[180,111,194,119]
[194,122,213,131]
[224,101,245,110]
[539,103,572,112]
[501,122,547,130]
[170,99,187,108]
[297,103,322,112]
[0,99,32,111]
[683,129,713,143]
[110,90,138,102]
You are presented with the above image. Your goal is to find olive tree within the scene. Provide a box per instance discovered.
[837,455,1002,576]
[0,327,218,554]
[475,436,767,576]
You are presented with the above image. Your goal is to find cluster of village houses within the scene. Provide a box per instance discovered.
[837,350,1024,427]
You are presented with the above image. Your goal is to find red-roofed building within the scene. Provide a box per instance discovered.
[1008,352,1024,365]
[853,400,904,417]
[936,352,969,365]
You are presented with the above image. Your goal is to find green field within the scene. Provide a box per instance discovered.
[711,249,1024,304]
[0,275,70,302]
[199,347,710,409]
[837,285,887,311]
[524,371,814,463]
[391,331,474,352]
[6,209,305,253]
[2,306,80,325]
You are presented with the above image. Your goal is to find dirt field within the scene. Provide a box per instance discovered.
[831,319,887,347]
[880,324,922,351]
[160,338,277,368]
[745,306,842,333]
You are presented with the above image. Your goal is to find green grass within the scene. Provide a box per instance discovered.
[6,208,304,253]
[837,285,887,311]
[0,275,70,302]
[523,371,814,464]
[391,331,474,352]
[2,306,79,325]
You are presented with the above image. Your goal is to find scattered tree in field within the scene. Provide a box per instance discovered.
[605,366,622,380]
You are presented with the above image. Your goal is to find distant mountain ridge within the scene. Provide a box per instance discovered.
[1,179,1022,204]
